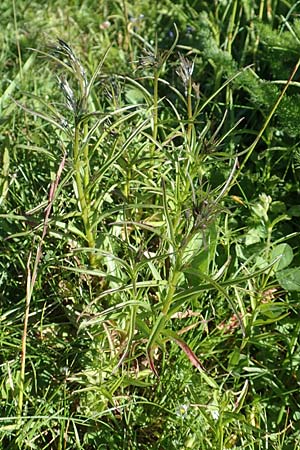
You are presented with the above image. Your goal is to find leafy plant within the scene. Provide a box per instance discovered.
[1,1,300,449]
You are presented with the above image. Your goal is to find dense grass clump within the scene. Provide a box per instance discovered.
[1,1,300,449]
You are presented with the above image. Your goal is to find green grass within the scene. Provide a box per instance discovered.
[1,1,300,449]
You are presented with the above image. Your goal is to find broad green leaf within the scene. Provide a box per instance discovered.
[276,267,300,291]
[255,256,268,269]
[228,347,241,368]
[182,232,203,265]
[288,205,300,217]
[254,313,289,326]
[257,301,287,319]
[244,226,266,245]
[271,243,293,271]
[125,87,146,104]
[251,193,271,222]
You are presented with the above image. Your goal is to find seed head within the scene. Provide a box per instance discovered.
[176,53,194,95]
[57,75,76,112]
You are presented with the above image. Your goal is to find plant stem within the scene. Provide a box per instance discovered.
[12,0,23,78]
[122,0,134,66]
[187,76,193,145]
[162,260,182,316]
[17,252,32,424]
[83,121,90,190]
[152,69,159,158]
[73,124,96,266]
[226,0,238,55]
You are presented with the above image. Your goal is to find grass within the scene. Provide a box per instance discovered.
[1,0,300,449]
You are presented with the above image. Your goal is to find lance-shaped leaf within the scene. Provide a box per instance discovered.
[146,313,167,377]
[162,329,218,389]
[162,328,204,370]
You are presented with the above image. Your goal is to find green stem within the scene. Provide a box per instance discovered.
[83,121,90,190]
[253,0,265,63]
[162,261,182,316]
[187,77,193,146]
[226,0,238,55]
[17,254,31,424]
[122,0,134,66]
[74,124,96,266]
[152,70,159,157]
